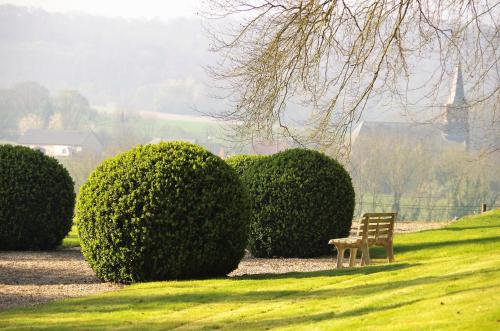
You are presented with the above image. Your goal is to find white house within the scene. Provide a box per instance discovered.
[18,129,103,157]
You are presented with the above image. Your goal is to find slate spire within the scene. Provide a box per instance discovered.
[447,62,466,105]
[443,62,469,148]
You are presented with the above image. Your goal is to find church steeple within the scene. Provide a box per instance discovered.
[443,62,469,148]
[448,62,466,105]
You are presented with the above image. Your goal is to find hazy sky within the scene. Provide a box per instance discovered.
[0,0,200,20]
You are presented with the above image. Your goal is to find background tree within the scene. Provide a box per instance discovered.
[206,0,499,155]
[47,112,64,130]
[349,134,432,219]
[0,89,15,136]
[435,148,500,217]
[8,82,53,120]
[0,82,53,136]
[53,90,96,130]
[18,114,44,134]
[350,136,499,220]
[0,85,99,134]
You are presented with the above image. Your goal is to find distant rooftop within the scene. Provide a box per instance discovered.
[351,120,441,141]
[350,120,467,150]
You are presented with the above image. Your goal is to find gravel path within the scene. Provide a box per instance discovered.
[0,222,450,310]
[0,248,123,310]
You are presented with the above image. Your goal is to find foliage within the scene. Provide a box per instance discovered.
[224,154,267,177]
[0,144,75,250]
[0,81,97,136]
[242,148,355,257]
[52,90,97,130]
[349,136,500,220]
[3,211,499,330]
[0,82,52,135]
[75,141,249,283]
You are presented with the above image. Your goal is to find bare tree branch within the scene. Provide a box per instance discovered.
[204,0,500,157]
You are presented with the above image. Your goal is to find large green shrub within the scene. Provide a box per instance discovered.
[76,142,249,283]
[242,148,355,257]
[0,145,75,250]
[225,154,267,177]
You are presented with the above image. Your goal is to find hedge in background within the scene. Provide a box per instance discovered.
[225,154,267,177]
[242,148,355,258]
[76,142,249,283]
[0,145,75,250]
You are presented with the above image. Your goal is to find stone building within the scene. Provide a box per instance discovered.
[351,63,498,153]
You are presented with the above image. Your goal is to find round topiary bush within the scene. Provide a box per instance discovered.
[242,148,355,258]
[225,154,267,177]
[0,144,75,250]
[75,141,249,283]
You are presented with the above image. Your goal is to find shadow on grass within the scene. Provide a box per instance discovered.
[170,298,425,330]
[231,262,412,280]
[5,281,495,331]
[2,262,498,331]
[211,283,497,330]
[441,224,500,231]
[0,298,426,330]
[340,234,500,260]
[394,235,500,254]
[25,265,497,315]
[0,293,59,310]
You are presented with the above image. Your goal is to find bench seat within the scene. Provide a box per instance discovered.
[328,212,396,268]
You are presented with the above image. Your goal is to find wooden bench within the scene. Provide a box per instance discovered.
[328,212,396,268]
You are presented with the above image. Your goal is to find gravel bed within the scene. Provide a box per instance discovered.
[229,222,452,277]
[0,248,123,310]
[0,221,449,310]
[393,221,452,233]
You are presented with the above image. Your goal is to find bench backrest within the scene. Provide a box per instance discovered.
[351,212,396,243]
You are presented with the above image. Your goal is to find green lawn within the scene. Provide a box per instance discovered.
[61,225,79,248]
[2,210,500,330]
[94,113,225,143]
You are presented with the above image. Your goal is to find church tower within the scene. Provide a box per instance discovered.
[443,63,469,148]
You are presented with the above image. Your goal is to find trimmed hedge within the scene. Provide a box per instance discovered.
[242,148,355,257]
[225,154,267,177]
[75,142,249,283]
[0,145,75,250]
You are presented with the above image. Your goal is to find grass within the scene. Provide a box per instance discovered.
[94,113,225,143]
[61,225,80,248]
[2,210,500,330]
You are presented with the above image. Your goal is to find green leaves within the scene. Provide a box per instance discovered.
[240,148,355,258]
[75,141,249,283]
[225,154,267,177]
[0,144,75,250]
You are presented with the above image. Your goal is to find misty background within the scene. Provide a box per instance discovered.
[0,3,429,121]
[0,3,498,221]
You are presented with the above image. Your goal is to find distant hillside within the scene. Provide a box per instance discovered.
[0,5,215,115]
[0,5,496,124]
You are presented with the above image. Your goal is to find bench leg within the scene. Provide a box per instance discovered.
[385,241,395,263]
[349,247,358,267]
[361,243,370,266]
[336,246,345,269]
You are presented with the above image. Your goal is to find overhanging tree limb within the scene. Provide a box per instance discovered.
[205,0,499,156]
